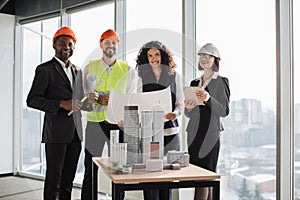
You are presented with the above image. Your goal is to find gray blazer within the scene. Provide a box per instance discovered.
[184,75,230,145]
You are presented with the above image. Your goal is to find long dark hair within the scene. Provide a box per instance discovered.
[136,41,176,76]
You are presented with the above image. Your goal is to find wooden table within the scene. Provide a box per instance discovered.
[92,157,220,200]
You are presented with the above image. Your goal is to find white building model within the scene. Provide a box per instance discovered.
[110,130,127,167]
[110,105,165,167]
[124,105,140,164]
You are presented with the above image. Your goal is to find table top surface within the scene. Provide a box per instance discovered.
[92,157,220,184]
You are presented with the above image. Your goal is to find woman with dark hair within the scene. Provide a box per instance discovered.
[184,43,230,200]
[136,41,184,200]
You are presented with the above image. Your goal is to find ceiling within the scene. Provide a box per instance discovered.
[0,0,104,19]
[0,0,15,15]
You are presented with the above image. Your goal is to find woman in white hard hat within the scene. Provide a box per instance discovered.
[184,43,230,200]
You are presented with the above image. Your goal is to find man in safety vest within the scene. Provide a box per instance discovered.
[81,29,136,200]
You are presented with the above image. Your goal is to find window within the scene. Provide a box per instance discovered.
[294,1,300,198]
[20,2,115,183]
[69,3,114,182]
[126,0,182,73]
[196,0,276,199]
[70,3,114,68]
[17,1,298,199]
[22,18,60,175]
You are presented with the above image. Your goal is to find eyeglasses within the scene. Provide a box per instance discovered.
[199,54,212,59]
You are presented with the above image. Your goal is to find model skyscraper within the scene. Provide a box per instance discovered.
[151,110,164,159]
[141,110,153,163]
[123,105,165,165]
[124,105,140,164]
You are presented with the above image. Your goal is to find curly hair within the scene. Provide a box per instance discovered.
[135,41,176,76]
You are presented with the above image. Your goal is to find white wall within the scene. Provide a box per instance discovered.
[0,13,15,174]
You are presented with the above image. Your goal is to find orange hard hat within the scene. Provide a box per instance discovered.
[99,29,120,43]
[53,26,77,44]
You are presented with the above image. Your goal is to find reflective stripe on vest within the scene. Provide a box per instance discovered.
[86,60,129,122]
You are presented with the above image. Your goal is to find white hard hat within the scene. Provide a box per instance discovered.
[197,43,220,59]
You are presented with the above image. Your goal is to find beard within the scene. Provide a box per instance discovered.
[56,49,73,62]
[103,48,116,58]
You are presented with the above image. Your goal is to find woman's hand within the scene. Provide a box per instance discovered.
[118,120,124,128]
[165,112,176,121]
[184,99,197,110]
[195,88,210,102]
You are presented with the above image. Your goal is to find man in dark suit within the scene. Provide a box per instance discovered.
[27,26,85,200]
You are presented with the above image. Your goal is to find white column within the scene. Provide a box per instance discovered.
[115,0,126,60]
[0,13,15,174]
[276,0,294,199]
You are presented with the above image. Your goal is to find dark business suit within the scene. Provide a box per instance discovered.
[185,75,230,172]
[27,57,84,200]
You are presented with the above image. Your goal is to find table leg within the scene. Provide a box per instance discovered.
[112,182,122,200]
[212,181,220,200]
[92,161,98,200]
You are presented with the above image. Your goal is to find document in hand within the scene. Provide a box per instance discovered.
[106,87,172,124]
[183,87,205,105]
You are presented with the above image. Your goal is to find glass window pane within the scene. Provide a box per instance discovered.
[196,0,276,199]
[21,3,115,185]
[22,28,43,173]
[70,3,115,183]
[294,1,300,198]
[70,4,115,68]
[126,0,182,74]
[42,18,61,62]
[24,21,42,33]
[22,18,60,175]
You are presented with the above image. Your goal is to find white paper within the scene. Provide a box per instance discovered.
[86,73,97,92]
[106,87,172,124]
[183,87,204,105]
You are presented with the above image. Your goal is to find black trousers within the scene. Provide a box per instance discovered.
[44,134,81,200]
[81,121,123,200]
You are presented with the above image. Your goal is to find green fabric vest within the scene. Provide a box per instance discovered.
[86,59,129,122]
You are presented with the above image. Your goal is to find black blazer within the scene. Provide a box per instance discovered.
[184,75,230,144]
[27,58,84,143]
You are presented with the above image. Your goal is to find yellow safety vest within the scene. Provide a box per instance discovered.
[86,59,129,122]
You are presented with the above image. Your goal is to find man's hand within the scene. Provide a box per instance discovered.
[87,91,99,105]
[97,94,109,106]
[60,99,82,111]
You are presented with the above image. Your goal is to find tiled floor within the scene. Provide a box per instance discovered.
[0,175,197,199]
[0,175,108,200]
